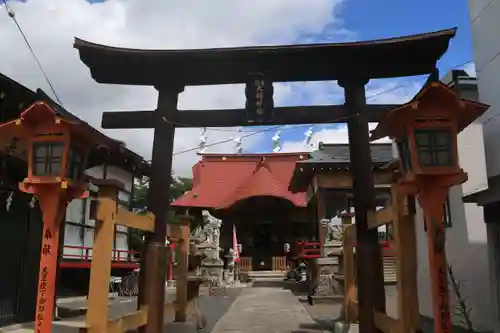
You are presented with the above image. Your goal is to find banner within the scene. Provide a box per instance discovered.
[233,224,240,263]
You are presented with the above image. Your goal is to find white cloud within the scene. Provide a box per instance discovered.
[0,0,345,176]
[280,78,424,152]
[281,123,392,153]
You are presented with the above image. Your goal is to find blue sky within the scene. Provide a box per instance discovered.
[253,0,475,153]
[1,0,474,165]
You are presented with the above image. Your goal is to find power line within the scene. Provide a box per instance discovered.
[173,125,285,156]
[163,59,474,135]
[167,59,474,157]
[1,0,63,106]
[171,113,356,157]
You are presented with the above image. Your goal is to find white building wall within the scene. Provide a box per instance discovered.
[469,0,500,178]
[62,165,134,262]
[466,1,500,331]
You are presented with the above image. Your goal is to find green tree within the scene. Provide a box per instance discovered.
[128,175,193,251]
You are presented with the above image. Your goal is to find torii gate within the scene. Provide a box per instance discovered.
[73,28,456,333]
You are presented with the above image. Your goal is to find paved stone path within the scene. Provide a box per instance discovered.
[212,287,316,333]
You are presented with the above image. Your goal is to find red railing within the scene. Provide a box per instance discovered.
[296,241,322,259]
[239,257,252,271]
[297,240,395,259]
[60,245,140,269]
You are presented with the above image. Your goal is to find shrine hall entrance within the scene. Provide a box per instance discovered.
[236,219,313,272]
[252,222,275,271]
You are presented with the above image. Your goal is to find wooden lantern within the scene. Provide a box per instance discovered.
[19,102,90,188]
[371,80,489,333]
[0,101,99,333]
[372,81,488,189]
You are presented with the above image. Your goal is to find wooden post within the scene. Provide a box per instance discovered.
[418,186,452,333]
[86,182,118,333]
[391,184,420,332]
[140,86,183,333]
[175,215,191,322]
[340,78,386,332]
[34,191,65,333]
[343,223,357,323]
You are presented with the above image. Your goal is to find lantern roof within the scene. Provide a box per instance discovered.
[0,101,110,148]
[0,72,150,176]
[370,80,489,141]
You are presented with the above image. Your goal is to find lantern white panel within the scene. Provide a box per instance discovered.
[84,165,105,179]
[106,166,133,192]
[118,190,130,204]
[84,198,97,227]
[83,228,94,259]
[375,206,387,233]
[115,233,128,261]
[63,224,83,259]
[116,225,128,232]
[66,198,84,224]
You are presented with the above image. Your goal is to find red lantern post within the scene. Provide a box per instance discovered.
[0,101,105,333]
[371,80,489,333]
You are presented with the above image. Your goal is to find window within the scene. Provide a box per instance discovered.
[115,191,131,261]
[414,128,453,167]
[32,142,64,176]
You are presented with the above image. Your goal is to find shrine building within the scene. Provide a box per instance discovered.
[172,152,311,271]
[172,142,396,272]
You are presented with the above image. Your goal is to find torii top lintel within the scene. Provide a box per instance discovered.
[73,28,456,87]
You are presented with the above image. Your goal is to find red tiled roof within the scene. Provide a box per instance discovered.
[171,153,308,209]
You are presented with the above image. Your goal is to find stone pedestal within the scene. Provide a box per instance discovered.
[199,244,224,284]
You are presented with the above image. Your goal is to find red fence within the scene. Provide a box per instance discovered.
[297,240,394,259]
[60,245,140,269]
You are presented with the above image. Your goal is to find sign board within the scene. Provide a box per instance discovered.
[245,73,274,123]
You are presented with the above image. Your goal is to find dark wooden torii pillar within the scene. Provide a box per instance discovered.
[340,79,387,325]
[128,85,183,333]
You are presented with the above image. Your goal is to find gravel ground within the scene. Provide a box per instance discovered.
[295,284,399,332]
[2,287,243,333]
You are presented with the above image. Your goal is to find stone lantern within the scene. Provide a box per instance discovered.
[0,101,97,333]
[371,80,489,333]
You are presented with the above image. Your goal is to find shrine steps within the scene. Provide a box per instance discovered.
[383,256,397,283]
[247,270,286,282]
